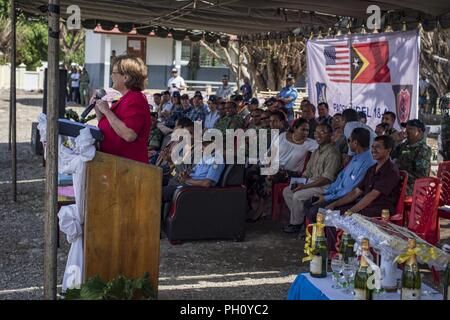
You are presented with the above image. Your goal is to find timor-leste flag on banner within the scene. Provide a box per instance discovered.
[351,41,391,83]
[307,30,419,129]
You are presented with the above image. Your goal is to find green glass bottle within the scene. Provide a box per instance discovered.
[339,211,355,263]
[444,262,450,301]
[400,239,421,300]
[353,238,374,300]
[309,212,328,278]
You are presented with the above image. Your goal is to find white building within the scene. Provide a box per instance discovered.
[84,27,236,91]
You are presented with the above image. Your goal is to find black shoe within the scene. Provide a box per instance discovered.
[283,224,303,233]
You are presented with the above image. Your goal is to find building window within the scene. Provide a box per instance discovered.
[199,44,226,68]
[181,40,191,63]
[127,37,146,64]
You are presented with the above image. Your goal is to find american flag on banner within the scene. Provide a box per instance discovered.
[324,43,350,83]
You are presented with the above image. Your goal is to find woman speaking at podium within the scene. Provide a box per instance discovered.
[94,55,151,163]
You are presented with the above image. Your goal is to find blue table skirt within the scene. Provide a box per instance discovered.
[287,273,329,300]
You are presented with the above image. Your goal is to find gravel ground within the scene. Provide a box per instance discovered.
[0,89,448,300]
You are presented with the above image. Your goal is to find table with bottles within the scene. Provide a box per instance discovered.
[287,272,443,300]
[292,212,449,300]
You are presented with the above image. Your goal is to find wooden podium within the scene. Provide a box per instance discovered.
[83,152,162,295]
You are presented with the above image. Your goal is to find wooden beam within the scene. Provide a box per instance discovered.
[10,0,17,201]
[43,0,60,300]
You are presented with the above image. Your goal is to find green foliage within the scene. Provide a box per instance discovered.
[16,19,48,70]
[65,108,96,123]
[0,0,85,69]
[63,273,156,300]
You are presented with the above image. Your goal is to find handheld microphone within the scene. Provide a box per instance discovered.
[80,89,107,120]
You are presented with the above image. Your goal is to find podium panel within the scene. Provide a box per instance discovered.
[83,152,162,295]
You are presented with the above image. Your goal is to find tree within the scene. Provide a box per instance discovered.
[60,21,85,69]
[0,0,85,70]
[199,37,307,93]
[420,26,450,97]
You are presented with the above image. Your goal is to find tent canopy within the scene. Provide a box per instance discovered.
[16,0,450,35]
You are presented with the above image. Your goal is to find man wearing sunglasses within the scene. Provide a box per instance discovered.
[167,67,186,96]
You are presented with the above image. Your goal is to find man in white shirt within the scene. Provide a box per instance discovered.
[215,75,235,100]
[70,68,81,104]
[167,68,186,96]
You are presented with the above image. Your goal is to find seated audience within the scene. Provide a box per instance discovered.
[260,110,272,129]
[269,110,289,134]
[375,122,389,136]
[323,135,400,249]
[156,117,195,185]
[301,103,319,139]
[213,101,231,134]
[204,95,221,129]
[148,112,164,163]
[248,98,259,113]
[358,111,367,124]
[171,91,182,113]
[317,102,332,126]
[381,111,398,135]
[304,127,375,222]
[151,93,162,111]
[247,108,264,131]
[159,90,173,118]
[225,101,245,130]
[192,92,209,122]
[162,140,225,204]
[282,124,341,234]
[342,108,376,156]
[265,97,278,112]
[331,113,348,157]
[163,93,197,129]
[325,135,400,216]
[233,94,251,121]
[391,119,431,195]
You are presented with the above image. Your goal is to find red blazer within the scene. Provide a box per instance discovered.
[98,90,151,163]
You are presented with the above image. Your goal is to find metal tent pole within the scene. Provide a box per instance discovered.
[10,0,17,201]
[43,0,60,300]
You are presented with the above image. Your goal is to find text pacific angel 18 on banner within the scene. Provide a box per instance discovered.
[307,30,419,129]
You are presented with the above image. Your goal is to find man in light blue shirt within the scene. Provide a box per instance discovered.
[162,143,225,203]
[342,108,376,157]
[304,127,375,222]
[204,95,221,129]
[277,74,298,121]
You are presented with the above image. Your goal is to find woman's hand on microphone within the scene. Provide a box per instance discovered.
[96,100,110,115]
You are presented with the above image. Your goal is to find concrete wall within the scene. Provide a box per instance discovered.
[0,63,45,91]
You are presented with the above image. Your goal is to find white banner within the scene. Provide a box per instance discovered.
[307,30,420,129]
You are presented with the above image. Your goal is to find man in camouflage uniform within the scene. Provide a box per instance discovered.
[392,119,431,195]
[79,67,90,106]
[224,101,245,130]
[213,101,230,135]
[439,83,450,161]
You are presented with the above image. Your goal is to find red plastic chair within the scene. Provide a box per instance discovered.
[407,177,441,245]
[271,152,311,221]
[389,171,408,226]
[437,161,450,220]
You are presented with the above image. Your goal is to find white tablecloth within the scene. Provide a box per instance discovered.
[302,272,443,300]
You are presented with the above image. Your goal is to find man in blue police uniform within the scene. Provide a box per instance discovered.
[162,141,225,204]
[277,74,298,122]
